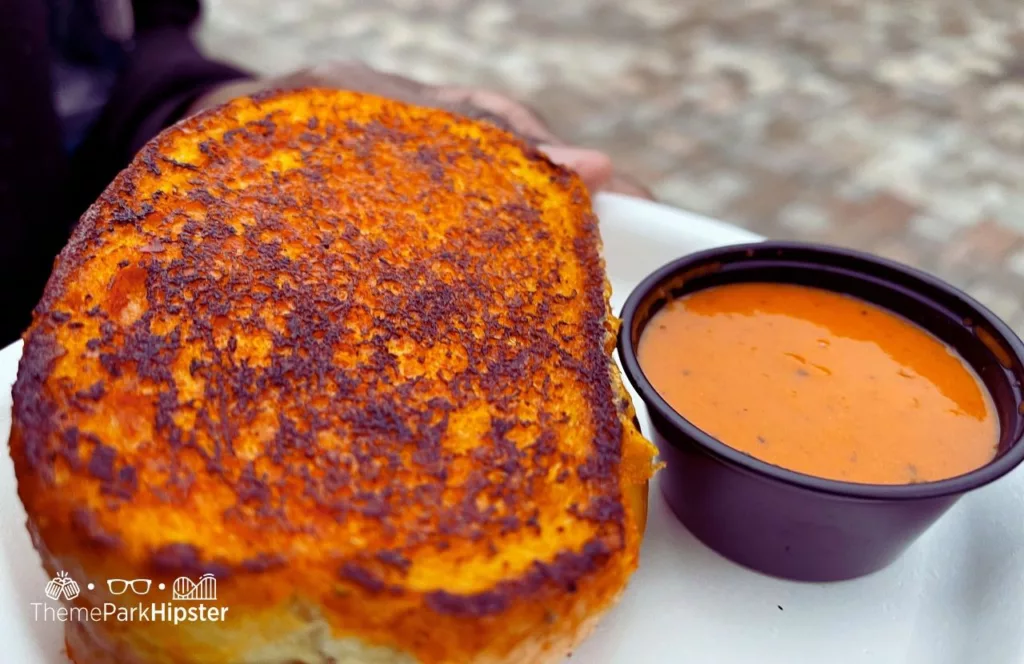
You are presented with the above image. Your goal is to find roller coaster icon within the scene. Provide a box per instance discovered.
[171,573,217,601]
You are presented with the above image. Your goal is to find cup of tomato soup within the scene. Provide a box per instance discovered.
[617,241,1024,581]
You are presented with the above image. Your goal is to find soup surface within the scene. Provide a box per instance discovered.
[638,282,999,484]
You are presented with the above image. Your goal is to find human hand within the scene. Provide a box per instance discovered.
[188,61,653,200]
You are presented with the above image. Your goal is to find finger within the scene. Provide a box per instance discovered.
[302,60,430,103]
[187,80,263,114]
[451,105,522,139]
[468,90,561,144]
[602,174,657,200]
[539,145,614,192]
[434,87,563,145]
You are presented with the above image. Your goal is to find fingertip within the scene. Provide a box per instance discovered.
[539,145,614,191]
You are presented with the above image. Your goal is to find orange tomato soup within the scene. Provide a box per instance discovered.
[638,282,999,484]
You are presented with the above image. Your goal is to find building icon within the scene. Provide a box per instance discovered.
[45,571,81,601]
[172,573,217,601]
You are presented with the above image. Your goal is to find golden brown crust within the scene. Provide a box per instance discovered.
[10,89,656,663]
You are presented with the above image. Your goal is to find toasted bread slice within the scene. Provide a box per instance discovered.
[9,89,657,664]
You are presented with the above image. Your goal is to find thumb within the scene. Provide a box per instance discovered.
[539,145,613,192]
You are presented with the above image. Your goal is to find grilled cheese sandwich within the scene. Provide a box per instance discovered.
[10,88,657,664]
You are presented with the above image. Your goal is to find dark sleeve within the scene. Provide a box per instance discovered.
[67,0,251,217]
[0,0,71,344]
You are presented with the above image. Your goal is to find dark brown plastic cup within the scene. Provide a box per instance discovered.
[617,241,1024,582]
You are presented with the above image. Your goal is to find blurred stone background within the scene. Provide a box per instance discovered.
[198,0,1024,333]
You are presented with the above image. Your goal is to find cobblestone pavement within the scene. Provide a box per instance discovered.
[199,0,1024,334]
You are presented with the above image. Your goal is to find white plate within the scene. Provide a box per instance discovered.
[1,193,1022,664]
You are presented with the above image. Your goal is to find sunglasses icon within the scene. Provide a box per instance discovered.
[107,579,152,595]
